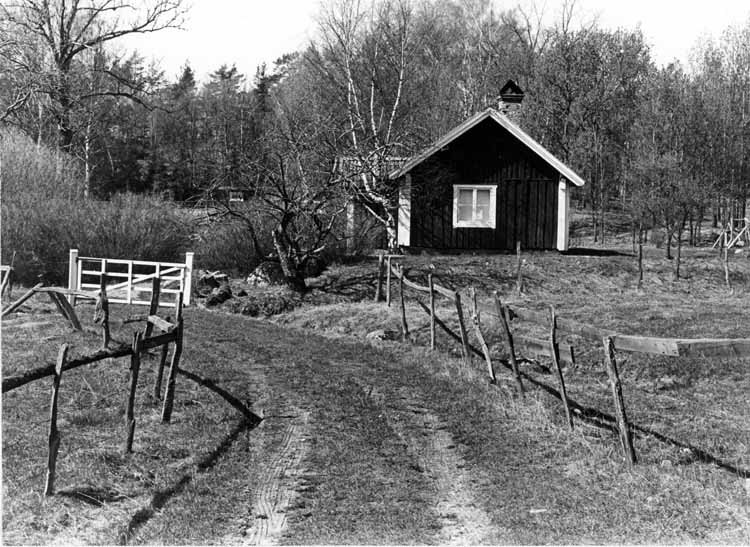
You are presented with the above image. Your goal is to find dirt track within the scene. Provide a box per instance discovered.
[190,309,499,545]
[5,297,748,544]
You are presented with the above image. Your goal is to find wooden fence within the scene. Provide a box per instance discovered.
[374,254,750,466]
[2,278,261,496]
[68,249,194,307]
[1,251,16,300]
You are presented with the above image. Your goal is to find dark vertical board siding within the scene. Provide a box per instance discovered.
[443,204,450,249]
[507,181,516,249]
[548,180,557,247]
[502,180,511,249]
[536,180,544,247]
[528,178,536,247]
[542,182,555,249]
[528,178,537,247]
[519,182,525,246]
[548,181,559,248]
[536,180,544,248]
[409,118,561,251]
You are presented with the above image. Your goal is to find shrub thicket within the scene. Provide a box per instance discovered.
[1,128,351,284]
[1,129,193,285]
[193,219,269,276]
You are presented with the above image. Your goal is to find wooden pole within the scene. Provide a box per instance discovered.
[47,291,70,322]
[144,276,161,339]
[53,291,82,331]
[454,291,471,365]
[428,274,436,350]
[0,264,12,300]
[161,293,184,423]
[124,331,142,453]
[602,336,637,465]
[374,253,384,302]
[515,241,523,295]
[2,283,43,318]
[96,274,110,349]
[494,292,524,396]
[399,265,409,341]
[386,256,392,307]
[471,288,496,383]
[637,237,644,290]
[67,249,78,306]
[184,251,194,306]
[154,343,170,400]
[549,305,574,430]
[3,251,16,300]
[45,344,68,496]
[722,239,732,292]
[154,316,171,400]
[0,270,8,300]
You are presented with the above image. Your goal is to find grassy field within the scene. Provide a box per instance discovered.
[2,218,750,544]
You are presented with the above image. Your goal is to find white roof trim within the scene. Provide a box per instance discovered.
[389,108,585,187]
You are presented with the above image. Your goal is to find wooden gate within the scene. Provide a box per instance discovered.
[68,249,194,307]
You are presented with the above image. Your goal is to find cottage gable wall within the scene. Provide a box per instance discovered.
[408,118,559,250]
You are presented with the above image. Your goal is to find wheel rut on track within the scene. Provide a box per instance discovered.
[242,407,311,545]
[369,385,498,545]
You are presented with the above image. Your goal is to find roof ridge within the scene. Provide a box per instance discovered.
[389,109,585,187]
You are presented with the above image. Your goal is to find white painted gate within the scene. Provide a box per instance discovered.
[68,249,194,307]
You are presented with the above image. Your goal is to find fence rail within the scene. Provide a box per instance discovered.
[373,253,750,467]
[506,304,750,359]
[3,284,261,496]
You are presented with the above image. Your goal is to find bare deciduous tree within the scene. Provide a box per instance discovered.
[308,0,415,249]
[0,0,186,155]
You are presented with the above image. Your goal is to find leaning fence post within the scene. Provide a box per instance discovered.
[161,293,184,423]
[1,283,43,318]
[494,292,524,396]
[374,253,384,302]
[428,274,436,350]
[45,344,68,496]
[67,249,78,306]
[549,305,574,430]
[144,276,161,339]
[398,265,409,341]
[124,331,142,453]
[53,290,82,331]
[470,287,496,383]
[48,291,70,322]
[603,336,637,465]
[96,274,110,349]
[0,269,9,301]
[454,291,471,365]
[386,256,392,307]
[154,315,171,400]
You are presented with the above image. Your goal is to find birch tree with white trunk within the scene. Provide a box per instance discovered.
[308,0,415,250]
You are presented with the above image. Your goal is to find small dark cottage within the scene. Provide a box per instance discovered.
[390,81,585,252]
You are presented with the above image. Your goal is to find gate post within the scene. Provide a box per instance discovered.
[67,249,78,306]
[184,252,194,306]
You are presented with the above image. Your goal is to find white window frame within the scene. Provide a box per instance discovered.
[228,190,244,202]
[452,185,497,229]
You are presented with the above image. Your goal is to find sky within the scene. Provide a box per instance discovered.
[122,0,750,84]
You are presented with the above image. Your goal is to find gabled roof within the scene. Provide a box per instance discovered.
[389,108,585,187]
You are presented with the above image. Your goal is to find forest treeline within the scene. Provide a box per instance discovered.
[1,0,749,286]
